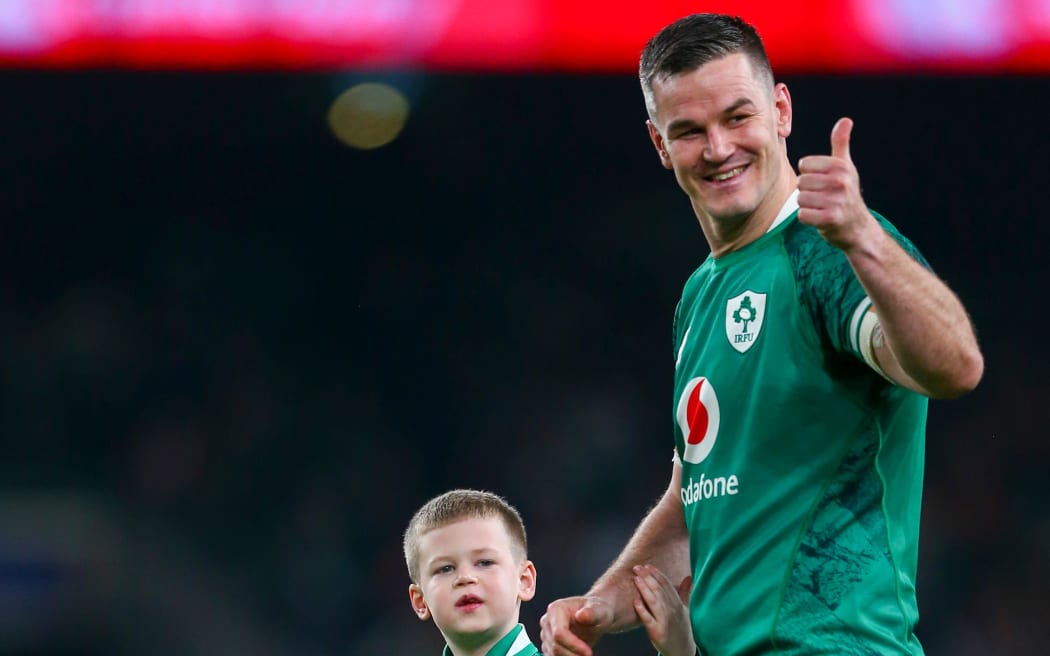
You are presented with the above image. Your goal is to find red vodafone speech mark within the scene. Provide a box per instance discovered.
[686,380,709,445]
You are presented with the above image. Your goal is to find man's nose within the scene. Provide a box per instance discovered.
[704,126,732,162]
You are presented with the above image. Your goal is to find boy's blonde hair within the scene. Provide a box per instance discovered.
[403,489,528,583]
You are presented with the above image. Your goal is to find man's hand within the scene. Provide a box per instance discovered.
[797,117,879,252]
[540,595,616,656]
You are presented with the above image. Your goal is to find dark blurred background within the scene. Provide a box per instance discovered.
[0,68,1047,655]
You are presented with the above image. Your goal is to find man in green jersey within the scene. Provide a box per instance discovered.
[540,13,983,656]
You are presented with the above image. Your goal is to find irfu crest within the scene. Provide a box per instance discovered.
[725,290,767,353]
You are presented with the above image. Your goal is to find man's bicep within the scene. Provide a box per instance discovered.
[865,309,927,395]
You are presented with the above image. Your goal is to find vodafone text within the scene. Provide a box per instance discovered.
[681,473,739,506]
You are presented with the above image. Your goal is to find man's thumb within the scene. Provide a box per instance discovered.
[575,599,609,626]
[831,117,853,161]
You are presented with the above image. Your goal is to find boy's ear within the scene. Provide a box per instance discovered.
[517,560,537,602]
[409,583,431,621]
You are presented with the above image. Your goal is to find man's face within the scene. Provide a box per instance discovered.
[647,53,792,228]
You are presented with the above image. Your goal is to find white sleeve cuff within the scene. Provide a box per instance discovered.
[858,309,893,382]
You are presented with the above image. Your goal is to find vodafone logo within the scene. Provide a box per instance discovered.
[676,377,720,464]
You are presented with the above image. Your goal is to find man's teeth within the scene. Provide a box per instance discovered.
[711,166,745,181]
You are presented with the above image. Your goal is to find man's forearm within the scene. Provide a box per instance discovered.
[848,226,983,398]
[587,466,691,633]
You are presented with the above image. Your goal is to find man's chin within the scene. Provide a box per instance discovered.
[704,205,753,228]
[691,191,753,222]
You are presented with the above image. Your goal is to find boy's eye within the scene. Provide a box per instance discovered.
[435,565,454,574]
[477,559,495,567]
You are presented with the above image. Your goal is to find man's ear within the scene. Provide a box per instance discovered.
[409,583,431,621]
[773,82,792,139]
[647,120,673,170]
[517,559,537,602]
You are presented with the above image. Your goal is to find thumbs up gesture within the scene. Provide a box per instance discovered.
[797,118,876,252]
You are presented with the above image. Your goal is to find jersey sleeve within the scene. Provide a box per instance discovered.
[789,210,930,361]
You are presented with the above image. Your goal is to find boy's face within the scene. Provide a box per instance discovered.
[408,516,536,651]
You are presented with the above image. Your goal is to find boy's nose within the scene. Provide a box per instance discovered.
[455,570,478,585]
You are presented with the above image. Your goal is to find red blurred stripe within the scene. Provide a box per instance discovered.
[0,0,1047,72]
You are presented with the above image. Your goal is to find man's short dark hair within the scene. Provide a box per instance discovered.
[640,14,774,118]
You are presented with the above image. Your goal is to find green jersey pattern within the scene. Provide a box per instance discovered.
[672,205,929,655]
[440,624,539,656]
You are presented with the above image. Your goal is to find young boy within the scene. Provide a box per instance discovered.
[404,488,696,656]
[404,489,539,656]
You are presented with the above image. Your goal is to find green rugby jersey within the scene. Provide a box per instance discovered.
[440,624,539,656]
[672,193,930,655]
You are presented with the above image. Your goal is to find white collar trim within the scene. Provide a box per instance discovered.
[765,188,800,233]
[507,625,532,656]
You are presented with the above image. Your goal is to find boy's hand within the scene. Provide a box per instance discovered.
[633,564,696,656]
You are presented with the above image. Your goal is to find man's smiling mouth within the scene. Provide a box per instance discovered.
[707,165,747,182]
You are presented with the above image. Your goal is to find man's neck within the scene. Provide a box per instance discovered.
[698,172,798,258]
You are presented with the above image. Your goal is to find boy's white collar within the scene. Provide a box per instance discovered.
[506,624,533,655]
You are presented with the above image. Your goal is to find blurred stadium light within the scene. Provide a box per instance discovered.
[0,0,1048,72]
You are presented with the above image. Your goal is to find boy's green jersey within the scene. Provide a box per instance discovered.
[672,195,929,655]
[440,624,539,656]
